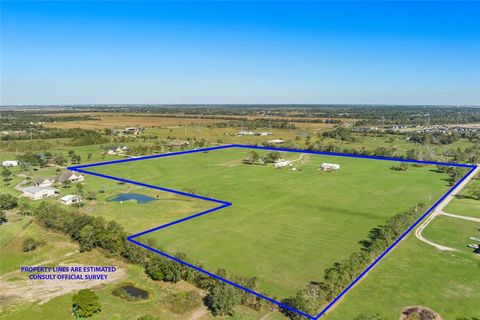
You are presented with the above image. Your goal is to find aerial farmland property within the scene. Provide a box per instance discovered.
[74,145,465,317]
[2,1,480,319]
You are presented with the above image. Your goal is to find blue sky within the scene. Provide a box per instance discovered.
[1,1,479,105]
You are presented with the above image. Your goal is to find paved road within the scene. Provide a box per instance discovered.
[415,165,480,251]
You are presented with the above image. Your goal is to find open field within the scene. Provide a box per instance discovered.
[324,225,480,319]
[1,119,477,319]
[445,174,480,218]
[42,114,226,129]
[78,176,214,233]
[0,216,78,275]
[42,112,356,129]
[85,147,451,305]
[42,113,345,131]
[324,173,480,319]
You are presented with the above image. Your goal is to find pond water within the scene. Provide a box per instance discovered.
[109,193,156,204]
[121,285,149,299]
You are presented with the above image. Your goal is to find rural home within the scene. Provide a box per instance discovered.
[166,140,189,148]
[22,186,59,200]
[35,177,54,187]
[54,170,84,184]
[2,160,18,167]
[238,131,255,136]
[274,159,293,168]
[320,163,341,171]
[106,145,129,155]
[60,194,82,205]
[124,127,142,135]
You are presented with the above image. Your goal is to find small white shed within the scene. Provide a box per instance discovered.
[2,160,18,167]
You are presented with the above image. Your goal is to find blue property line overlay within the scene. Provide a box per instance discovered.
[68,144,478,319]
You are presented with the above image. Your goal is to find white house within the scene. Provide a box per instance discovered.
[60,194,82,205]
[320,163,341,171]
[35,177,54,187]
[54,170,84,184]
[106,145,129,155]
[124,127,142,135]
[166,140,189,148]
[267,139,285,144]
[22,186,59,200]
[238,131,255,136]
[274,159,293,168]
[2,160,18,167]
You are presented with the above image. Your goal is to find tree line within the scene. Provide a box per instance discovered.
[32,202,274,316]
[279,137,479,164]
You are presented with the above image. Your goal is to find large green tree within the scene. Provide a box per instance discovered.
[0,193,17,210]
[1,167,12,184]
[206,283,240,316]
[72,289,101,318]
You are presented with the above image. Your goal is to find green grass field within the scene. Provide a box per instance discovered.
[76,175,214,234]
[445,175,480,218]
[324,174,480,319]
[326,215,480,319]
[86,147,451,302]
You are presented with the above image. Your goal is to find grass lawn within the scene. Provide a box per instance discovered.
[423,215,480,254]
[78,175,215,233]
[0,216,78,275]
[0,214,32,249]
[444,175,480,218]
[325,222,480,319]
[85,147,451,304]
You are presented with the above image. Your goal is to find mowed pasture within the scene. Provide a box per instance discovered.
[445,174,480,217]
[326,216,480,319]
[86,147,451,301]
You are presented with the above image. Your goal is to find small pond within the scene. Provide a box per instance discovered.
[109,193,156,204]
[120,285,149,299]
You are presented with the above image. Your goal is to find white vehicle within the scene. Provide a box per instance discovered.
[469,237,480,242]
[467,244,479,249]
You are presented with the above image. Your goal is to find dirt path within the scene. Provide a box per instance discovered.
[292,154,306,163]
[187,305,209,320]
[259,312,275,320]
[14,179,28,191]
[415,165,480,251]
[441,211,480,223]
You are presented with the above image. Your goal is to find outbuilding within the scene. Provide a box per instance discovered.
[60,195,82,205]
[274,159,293,168]
[267,139,285,144]
[22,186,59,200]
[320,163,341,171]
[2,160,18,167]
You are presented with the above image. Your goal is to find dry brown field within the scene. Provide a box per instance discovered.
[42,112,355,130]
